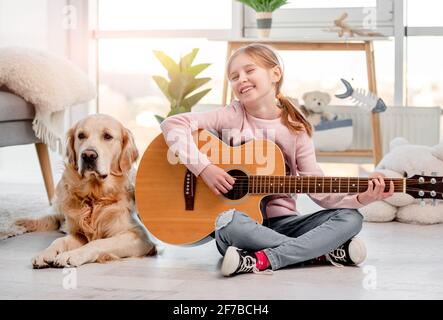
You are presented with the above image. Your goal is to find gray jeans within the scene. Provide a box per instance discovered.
[214,208,363,270]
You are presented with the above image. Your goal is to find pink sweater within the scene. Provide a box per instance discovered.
[160,101,363,218]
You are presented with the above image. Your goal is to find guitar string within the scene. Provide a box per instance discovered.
[225,182,434,191]
[228,176,436,183]
[228,175,438,180]
[226,180,437,187]
[227,180,410,186]
[228,186,443,196]
[227,179,412,185]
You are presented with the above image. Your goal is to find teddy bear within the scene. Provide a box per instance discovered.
[359,137,443,224]
[300,91,337,126]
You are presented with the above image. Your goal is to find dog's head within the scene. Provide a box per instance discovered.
[65,114,139,181]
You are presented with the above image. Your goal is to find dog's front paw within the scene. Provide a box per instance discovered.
[52,250,90,268]
[32,250,58,269]
[15,218,37,233]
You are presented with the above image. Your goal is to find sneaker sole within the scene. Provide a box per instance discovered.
[221,246,240,277]
[349,237,367,265]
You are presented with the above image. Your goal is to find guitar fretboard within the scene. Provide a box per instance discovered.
[247,176,405,194]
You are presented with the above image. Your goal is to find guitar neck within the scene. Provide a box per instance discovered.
[247,176,405,194]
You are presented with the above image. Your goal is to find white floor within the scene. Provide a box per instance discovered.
[1,182,443,300]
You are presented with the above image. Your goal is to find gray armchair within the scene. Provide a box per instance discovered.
[0,91,54,203]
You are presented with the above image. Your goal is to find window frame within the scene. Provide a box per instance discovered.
[243,0,394,38]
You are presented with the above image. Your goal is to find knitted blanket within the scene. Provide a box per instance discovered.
[0,47,96,153]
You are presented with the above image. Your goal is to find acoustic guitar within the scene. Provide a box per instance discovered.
[135,129,441,245]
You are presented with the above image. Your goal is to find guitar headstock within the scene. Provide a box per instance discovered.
[406,173,443,205]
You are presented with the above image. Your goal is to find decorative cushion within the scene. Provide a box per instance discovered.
[0,47,95,113]
[313,119,353,151]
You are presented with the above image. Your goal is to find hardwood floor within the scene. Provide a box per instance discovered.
[1,215,443,299]
[1,180,443,300]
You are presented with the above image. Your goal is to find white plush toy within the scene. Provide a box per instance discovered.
[300,91,337,126]
[360,137,443,224]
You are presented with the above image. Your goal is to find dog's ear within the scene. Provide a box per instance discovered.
[119,127,139,173]
[65,126,77,167]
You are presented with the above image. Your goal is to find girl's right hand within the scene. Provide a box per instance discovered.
[200,164,236,195]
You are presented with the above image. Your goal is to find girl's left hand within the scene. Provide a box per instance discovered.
[357,172,395,206]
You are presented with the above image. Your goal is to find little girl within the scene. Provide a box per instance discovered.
[160,43,394,276]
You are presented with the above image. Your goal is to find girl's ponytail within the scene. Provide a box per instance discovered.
[277,92,313,137]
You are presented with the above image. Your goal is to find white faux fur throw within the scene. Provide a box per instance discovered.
[0,47,96,153]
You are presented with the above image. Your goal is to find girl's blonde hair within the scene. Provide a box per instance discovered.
[227,43,313,137]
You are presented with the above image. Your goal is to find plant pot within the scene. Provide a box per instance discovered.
[256,12,272,38]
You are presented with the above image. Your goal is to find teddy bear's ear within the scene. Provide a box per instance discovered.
[302,92,309,101]
[288,97,300,106]
[389,137,409,151]
[431,140,443,160]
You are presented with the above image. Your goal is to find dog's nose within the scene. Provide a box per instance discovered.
[81,149,98,164]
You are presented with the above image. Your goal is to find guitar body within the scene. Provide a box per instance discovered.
[136,129,436,245]
[135,130,285,245]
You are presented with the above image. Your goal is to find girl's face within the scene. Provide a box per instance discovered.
[228,53,281,106]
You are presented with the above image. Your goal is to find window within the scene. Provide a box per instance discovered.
[406,37,443,107]
[276,42,394,106]
[240,0,395,104]
[406,0,443,27]
[98,38,226,153]
[98,0,232,30]
[95,0,233,152]
[405,0,443,108]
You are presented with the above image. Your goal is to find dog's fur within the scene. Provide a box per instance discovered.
[15,114,156,268]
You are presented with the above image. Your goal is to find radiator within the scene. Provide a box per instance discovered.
[327,105,442,155]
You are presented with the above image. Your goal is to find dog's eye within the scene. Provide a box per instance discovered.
[77,132,85,140]
[104,133,113,140]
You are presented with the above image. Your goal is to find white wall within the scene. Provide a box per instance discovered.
[0,0,48,48]
[0,0,64,184]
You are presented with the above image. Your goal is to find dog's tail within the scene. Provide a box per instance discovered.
[15,212,65,233]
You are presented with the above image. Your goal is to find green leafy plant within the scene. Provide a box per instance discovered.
[235,0,289,12]
[152,48,211,123]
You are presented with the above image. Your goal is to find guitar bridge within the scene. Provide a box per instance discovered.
[184,169,197,210]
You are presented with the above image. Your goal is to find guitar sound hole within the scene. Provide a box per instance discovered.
[224,169,249,200]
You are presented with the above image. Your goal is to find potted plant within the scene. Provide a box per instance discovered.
[236,0,289,37]
[152,48,211,123]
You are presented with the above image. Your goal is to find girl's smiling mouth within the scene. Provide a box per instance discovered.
[240,85,255,94]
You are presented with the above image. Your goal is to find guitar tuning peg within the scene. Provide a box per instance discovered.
[432,199,437,206]
[421,171,425,176]
[420,199,426,207]
[431,172,437,176]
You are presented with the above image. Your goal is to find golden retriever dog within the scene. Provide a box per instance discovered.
[16,114,156,268]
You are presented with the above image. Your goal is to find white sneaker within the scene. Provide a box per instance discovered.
[221,246,273,277]
[326,237,367,266]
